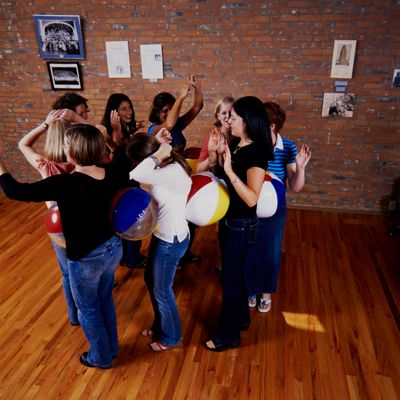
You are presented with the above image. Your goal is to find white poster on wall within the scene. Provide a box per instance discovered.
[330,40,357,79]
[106,41,131,78]
[140,44,163,80]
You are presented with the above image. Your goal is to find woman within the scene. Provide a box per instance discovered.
[101,93,146,268]
[205,96,274,352]
[126,133,192,351]
[18,109,78,326]
[248,102,311,312]
[101,93,144,148]
[1,125,126,369]
[148,75,203,154]
[196,96,235,173]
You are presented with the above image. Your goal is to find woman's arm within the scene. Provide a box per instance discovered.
[179,75,204,129]
[223,145,265,207]
[0,156,61,202]
[196,129,220,173]
[286,144,311,192]
[150,85,190,135]
[18,110,63,170]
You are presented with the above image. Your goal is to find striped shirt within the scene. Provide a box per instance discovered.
[267,134,297,184]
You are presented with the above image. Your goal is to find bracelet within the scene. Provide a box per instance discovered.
[231,176,240,184]
[42,122,49,130]
[150,155,160,166]
[208,158,217,167]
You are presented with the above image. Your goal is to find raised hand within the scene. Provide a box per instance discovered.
[110,110,121,131]
[296,144,311,170]
[153,143,172,161]
[222,144,233,176]
[156,128,172,144]
[207,129,220,153]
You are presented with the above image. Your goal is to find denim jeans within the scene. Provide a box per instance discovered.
[120,239,143,266]
[145,234,189,346]
[68,235,122,368]
[52,242,79,325]
[215,217,258,343]
[248,206,287,295]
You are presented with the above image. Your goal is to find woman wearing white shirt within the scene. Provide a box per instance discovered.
[127,133,192,351]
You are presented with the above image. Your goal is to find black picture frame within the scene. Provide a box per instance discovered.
[47,62,83,90]
[33,14,85,59]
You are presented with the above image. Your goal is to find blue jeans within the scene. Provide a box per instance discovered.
[120,239,143,266]
[248,206,287,295]
[215,217,258,343]
[145,234,189,346]
[68,235,122,368]
[52,242,79,325]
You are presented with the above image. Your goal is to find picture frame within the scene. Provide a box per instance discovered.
[330,40,357,79]
[47,62,83,90]
[33,14,85,59]
[322,93,355,118]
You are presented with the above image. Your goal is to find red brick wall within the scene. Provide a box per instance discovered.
[1,1,399,212]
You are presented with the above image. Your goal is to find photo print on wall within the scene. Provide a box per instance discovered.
[33,14,85,59]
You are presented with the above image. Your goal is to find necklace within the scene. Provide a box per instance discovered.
[233,146,242,155]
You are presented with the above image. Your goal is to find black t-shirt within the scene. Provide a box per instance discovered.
[0,163,128,260]
[222,142,270,219]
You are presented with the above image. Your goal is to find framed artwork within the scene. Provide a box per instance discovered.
[330,40,357,79]
[322,93,355,118]
[33,14,85,59]
[47,62,83,90]
[392,69,400,87]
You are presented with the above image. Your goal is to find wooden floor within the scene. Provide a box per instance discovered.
[0,193,399,400]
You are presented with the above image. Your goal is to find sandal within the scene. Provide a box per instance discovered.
[248,296,257,308]
[149,339,182,352]
[141,328,155,338]
[258,297,272,313]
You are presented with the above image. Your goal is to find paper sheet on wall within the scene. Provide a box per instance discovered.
[140,44,163,80]
[106,41,131,78]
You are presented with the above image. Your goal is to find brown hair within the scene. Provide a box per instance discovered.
[65,124,106,166]
[126,132,191,176]
[264,101,286,133]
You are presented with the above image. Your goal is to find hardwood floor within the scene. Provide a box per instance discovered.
[0,193,399,400]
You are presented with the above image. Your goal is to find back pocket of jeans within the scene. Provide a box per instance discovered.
[79,253,105,280]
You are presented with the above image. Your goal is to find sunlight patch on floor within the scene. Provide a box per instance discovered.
[282,312,326,332]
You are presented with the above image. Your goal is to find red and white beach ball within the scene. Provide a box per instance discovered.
[256,172,286,218]
[186,172,230,226]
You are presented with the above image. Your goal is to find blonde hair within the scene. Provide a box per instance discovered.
[214,96,235,127]
[44,119,70,162]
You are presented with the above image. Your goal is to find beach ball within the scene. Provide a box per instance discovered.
[110,187,158,241]
[184,147,201,173]
[186,172,230,226]
[44,205,66,248]
[256,172,286,218]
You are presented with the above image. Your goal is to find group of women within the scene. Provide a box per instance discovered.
[0,75,311,368]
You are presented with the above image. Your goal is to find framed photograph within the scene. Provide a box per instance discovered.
[330,40,357,79]
[33,14,85,59]
[322,93,355,118]
[47,62,83,90]
[392,69,400,87]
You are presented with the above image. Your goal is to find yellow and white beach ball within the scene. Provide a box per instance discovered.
[186,172,230,226]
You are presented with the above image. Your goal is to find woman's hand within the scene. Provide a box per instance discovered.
[296,144,311,170]
[45,109,64,125]
[155,128,172,144]
[222,144,234,176]
[110,110,121,131]
[178,84,190,100]
[207,129,220,153]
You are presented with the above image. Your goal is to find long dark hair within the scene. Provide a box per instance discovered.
[148,92,176,124]
[232,96,274,159]
[101,93,137,140]
[126,133,191,176]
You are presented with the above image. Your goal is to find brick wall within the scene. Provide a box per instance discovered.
[1,1,399,212]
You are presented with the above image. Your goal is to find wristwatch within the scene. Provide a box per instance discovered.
[42,122,49,130]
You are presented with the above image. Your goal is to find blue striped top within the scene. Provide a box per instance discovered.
[267,134,297,184]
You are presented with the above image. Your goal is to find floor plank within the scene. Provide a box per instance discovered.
[0,193,399,400]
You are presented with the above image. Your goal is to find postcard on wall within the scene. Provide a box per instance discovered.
[33,14,85,59]
[321,93,355,117]
[106,41,131,78]
[330,40,357,79]
[140,44,163,80]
